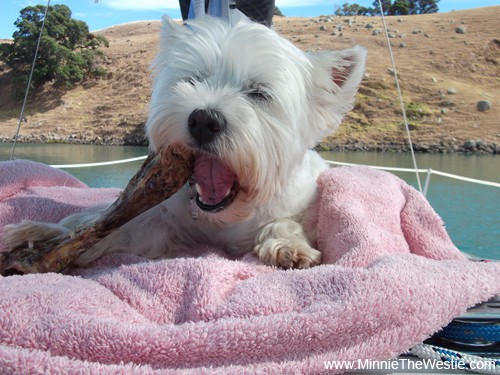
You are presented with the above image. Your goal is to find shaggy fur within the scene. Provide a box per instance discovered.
[4,16,366,269]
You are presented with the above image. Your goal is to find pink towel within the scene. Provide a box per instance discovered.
[0,160,498,374]
[0,160,121,250]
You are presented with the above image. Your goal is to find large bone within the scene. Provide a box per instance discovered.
[0,146,194,276]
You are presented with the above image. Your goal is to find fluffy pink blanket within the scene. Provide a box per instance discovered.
[1,160,499,374]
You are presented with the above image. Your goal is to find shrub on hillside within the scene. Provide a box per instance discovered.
[0,4,108,89]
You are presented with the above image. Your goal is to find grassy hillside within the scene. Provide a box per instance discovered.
[0,6,498,153]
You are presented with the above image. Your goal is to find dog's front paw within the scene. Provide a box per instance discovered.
[254,239,321,269]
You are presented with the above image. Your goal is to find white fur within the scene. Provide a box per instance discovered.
[4,16,366,269]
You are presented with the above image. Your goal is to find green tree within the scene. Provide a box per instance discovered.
[0,4,108,88]
[415,0,439,14]
[373,0,393,15]
[334,3,373,16]
[372,0,439,15]
[390,0,411,15]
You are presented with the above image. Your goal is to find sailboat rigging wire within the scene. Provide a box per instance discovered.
[376,0,423,193]
[10,0,51,161]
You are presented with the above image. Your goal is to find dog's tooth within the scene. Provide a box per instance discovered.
[224,188,231,198]
[195,183,202,196]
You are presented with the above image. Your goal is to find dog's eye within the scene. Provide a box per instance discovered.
[247,88,271,101]
[184,75,202,86]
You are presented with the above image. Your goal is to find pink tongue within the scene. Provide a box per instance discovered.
[194,155,236,205]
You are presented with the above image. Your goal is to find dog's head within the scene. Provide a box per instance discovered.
[146,16,366,222]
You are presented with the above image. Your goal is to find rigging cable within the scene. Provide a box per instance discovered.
[376,0,423,193]
[10,0,51,161]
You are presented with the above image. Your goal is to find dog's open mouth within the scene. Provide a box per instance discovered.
[192,154,238,213]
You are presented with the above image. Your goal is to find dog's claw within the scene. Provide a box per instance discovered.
[254,239,321,269]
[276,245,321,269]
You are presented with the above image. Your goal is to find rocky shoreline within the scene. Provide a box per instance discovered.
[1,133,498,155]
[0,133,148,147]
[318,139,500,155]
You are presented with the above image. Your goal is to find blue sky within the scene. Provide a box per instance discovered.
[1,0,497,39]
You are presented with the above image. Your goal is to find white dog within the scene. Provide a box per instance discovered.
[4,16,366,269]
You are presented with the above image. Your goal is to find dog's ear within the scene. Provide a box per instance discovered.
[160,15,189,41]
[328,46,367,98]
[307,46,367,136]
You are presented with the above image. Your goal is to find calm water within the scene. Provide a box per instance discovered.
[1,143,499,260]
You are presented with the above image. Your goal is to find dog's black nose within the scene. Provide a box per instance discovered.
[188,109,226,146]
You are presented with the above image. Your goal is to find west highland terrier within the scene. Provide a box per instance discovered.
[5,16,366,269]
